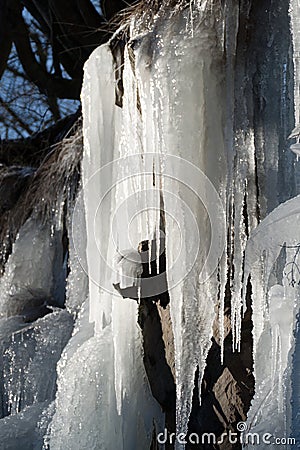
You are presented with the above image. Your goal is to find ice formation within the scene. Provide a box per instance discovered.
[0,215,73,446]
[0,0,299,449]
[242,196,300,444]
[0,217,66,317]
[77,4,229,442]
[73,2,299,445]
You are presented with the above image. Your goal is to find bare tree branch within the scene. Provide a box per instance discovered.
[0,95,33,135]
[0,0,13,80]
[0,0,134,138]
[9,1,82,99]
[0,110,80,166]
[23,0,108,78]
[101,0,135,21]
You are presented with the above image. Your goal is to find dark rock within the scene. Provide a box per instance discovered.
[21,304,52,323]
[0,165,34,214]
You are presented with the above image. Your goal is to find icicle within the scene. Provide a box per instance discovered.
[218,250,227,365]
[290,0,300,127]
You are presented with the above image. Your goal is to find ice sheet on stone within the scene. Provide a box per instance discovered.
[1,310,73,418]
[290,0,300,128]
[243,196,300,444]
[0,217,65,317]
[0,401,51,450]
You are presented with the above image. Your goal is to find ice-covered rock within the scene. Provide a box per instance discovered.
[0,216,66,317]
[242,196,300,445]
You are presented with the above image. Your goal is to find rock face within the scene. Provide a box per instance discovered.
[138,301,176,435]
[187,291,254,449]
[138,284,254,449]
[135,241,253,448]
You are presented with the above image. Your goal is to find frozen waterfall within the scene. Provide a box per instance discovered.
[73,3,299,447]
[78,5,228,444]
[0,1,299,449]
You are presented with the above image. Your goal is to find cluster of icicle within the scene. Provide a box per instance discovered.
[0,0,299,448]
[60,0,299,448]
[80,2,228,446]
